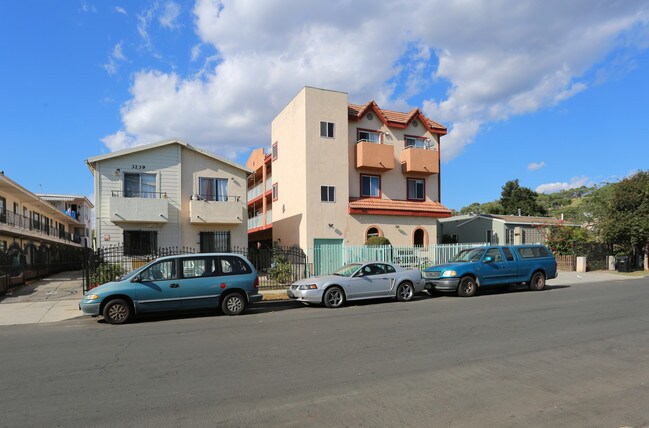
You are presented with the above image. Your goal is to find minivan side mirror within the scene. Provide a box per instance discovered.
[484,256,493,263]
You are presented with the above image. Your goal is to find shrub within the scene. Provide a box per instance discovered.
[268,250,293,285]
[89,263,125,287]
[365,236,391,246]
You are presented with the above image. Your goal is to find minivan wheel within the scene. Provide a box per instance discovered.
[529,272,546,291]
[103,299,132,324]
[457,276,477,297]
[222,292,246,316]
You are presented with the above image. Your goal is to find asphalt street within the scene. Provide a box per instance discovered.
[1,277,648,427]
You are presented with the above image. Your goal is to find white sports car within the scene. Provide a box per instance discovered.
[288,261,425,308]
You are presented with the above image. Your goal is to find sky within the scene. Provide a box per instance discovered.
[1,0,648,211]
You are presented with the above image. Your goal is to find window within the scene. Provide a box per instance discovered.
[219,256,252,275]
[385,264,396,273]
[0,197,5,223]
[361,174,380,198]
[33,212,40,230]
[485,248,503,262]
[506,228,515,245]
[182,258,210,278]
[140,260,175,281]
[199,177,228,201]
[405,136,430,149]
[124,230,158,256]
[366,227,380,240]
[272,183,278,201]
[486,229,496,244]
[320,121,335,138]
[124,173,156,198]
[502,247,515,261]
[321,186,335,202]
[407,178,425,201]
[358,129,381,143]
[272,142,278,160]
[413,228,425,246]
[200,231,231,252]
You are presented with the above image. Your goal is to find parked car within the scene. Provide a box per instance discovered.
[288,261,425,308]
[80,253,262,324]
[422,245,557,297]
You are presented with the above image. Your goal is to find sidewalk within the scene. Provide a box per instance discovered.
[0,270,644,326]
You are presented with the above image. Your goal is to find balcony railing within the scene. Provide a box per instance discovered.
[247,183,264,201]
[265,176,273,192]
[401,146,439,174]
[110,195,169,223]
[355,140,394,170]
[248,214,262,230]
[111,190,168,198]
[189,198,244,225]
[0,210,82,244]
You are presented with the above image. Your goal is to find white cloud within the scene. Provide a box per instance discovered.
[103,42,127,75]
[190,44,201,61]
[536,176,591,194]
[159,2,181,29]
[115,6,127,15]
[528,161,545,171]
[104,0,649,162]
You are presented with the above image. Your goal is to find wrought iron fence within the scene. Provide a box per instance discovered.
[83,245,307,291]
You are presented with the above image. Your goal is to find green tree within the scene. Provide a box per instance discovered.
[589,171,649,270]
[365,236,391,246]
[500,179,547,216]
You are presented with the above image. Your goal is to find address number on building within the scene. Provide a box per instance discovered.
[132,165,146,170]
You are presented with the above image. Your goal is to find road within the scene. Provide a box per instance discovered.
[1,277,648,427]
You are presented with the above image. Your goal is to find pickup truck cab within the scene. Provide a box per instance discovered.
[422,245,557,297]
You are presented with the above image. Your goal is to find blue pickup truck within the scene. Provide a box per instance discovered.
[422,245,557,297]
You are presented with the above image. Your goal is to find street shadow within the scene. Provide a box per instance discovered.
[96,299,305,324]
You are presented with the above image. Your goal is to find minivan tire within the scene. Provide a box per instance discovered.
[222,292,246,316]
[103,299,132,324]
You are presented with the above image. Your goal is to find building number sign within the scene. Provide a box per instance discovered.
[132,164,146,170]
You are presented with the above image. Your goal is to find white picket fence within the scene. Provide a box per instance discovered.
[309,243,485,276]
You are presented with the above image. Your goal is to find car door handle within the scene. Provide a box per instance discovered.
[169,283,180,288]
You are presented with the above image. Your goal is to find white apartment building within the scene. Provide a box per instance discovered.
[86,139,251,254]
[246,86,451,257]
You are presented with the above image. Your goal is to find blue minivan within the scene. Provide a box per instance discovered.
[80,253,262,324]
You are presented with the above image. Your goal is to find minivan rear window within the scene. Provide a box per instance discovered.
[219,256,252,275]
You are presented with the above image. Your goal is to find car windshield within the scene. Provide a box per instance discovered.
[451,248,485,262]
[332,263,361,277]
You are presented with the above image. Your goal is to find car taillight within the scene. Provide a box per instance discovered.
[254,275,259,288]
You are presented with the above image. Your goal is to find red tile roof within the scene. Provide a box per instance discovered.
[348,101,446,134]
[349,198,452,218]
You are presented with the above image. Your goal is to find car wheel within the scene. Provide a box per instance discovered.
[102,299,132,324]
[222,292,246,316]
[396,281,414,302]
[529,272,546,291]
[457,276,477,297]
[323,286,345,308]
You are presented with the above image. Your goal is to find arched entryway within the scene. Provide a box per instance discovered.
[413,228,428,246]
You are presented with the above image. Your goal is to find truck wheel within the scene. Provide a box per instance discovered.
[457,276,477,297]
[529,272,546,291]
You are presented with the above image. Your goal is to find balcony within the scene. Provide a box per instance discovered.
[189,197,244,225]
[401,146,439,174]
[110,194,169,223]
[247,210,272,231]
[355,140,394,171]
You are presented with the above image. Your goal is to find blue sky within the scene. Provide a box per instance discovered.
[1,1,648,211]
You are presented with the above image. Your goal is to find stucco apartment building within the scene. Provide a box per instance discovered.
[36,194,93,247]
[86,139,251,254]
[246,86,452,254]
[0,172,88,289]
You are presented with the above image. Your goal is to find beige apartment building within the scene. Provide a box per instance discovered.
[86,139,250,254]
[246,86,452,256]
[36,194,93,247]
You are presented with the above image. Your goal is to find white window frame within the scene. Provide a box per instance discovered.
[321,185,335,203]
[320,121,335,138]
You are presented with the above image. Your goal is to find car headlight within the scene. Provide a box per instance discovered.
[441,270,457,277]
[85,294,100,301]
[298,284,318,290]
